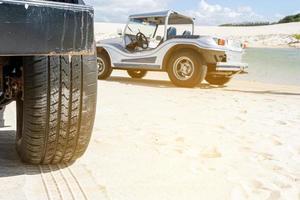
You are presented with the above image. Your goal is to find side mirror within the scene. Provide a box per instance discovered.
[156,36,162,41]
[117,28,123,36]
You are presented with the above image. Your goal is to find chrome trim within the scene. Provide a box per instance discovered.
[121,56,157,63]
[114,63,160,69]
[216,62,248,72]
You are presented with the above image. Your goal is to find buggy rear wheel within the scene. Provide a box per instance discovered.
[97,53,112,80]
[205,75,231,86]
[127,69,147,79]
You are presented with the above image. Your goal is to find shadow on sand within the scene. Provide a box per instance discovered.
[107,76,300,96]
[0,130,25,177]
[0,130,68,178]
[107,76,225,89]
[224,89,300,96]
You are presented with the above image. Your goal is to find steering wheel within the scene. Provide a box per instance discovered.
[136,32,149,49]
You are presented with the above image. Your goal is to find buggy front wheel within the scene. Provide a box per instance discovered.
[167,50,207,88]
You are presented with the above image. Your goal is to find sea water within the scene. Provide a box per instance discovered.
[239,48,300,86]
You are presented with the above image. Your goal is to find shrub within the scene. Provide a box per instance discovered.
[220,22,270,27]
[278,13,300,23]
[293,34,300,40]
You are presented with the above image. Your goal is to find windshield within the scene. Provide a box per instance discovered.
[125,18,157,38]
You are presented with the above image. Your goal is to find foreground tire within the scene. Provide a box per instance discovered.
[167,50,207,88]
[205,75,231,86]
[97,53,112,80]
[127,69,147,79]
[16,55,97,164]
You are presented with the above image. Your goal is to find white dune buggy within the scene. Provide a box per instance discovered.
[96,10,248,87]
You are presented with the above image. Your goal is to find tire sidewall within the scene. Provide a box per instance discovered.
[15,95,24,156]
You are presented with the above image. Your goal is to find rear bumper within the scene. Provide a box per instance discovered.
[0,0,94,56]
[216,62,248,72]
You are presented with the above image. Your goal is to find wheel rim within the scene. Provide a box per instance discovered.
[173,57,195,81]
[97,57,105,76]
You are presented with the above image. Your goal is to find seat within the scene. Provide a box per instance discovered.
[157,27,177,46]
[183,31,191,36]
[167,27,177,39]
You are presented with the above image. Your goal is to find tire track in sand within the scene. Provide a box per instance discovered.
[25,164,108,200]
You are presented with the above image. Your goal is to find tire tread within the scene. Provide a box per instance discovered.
[17,55,97,164]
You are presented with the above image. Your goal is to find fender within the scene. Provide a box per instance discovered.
[97,38,236,70]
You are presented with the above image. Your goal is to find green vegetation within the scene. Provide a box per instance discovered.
[278,13,300,24]
[219,13,300,27]
[220,22,270,27]
[293,34,300,40]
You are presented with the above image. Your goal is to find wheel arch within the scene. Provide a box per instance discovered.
[162,44,208,71]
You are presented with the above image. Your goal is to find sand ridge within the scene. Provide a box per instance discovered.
[95,22,300,48]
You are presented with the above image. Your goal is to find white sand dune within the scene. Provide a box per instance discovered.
[1,71,300,200]
[95,22,300,48]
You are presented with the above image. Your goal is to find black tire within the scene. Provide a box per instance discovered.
[16,55,97,164]
[97,53,112,80]
[127,69,147,79]
[205,75,231,86]
[167,50,207,88]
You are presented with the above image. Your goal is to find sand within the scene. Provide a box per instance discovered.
[95,22,300,48]
[1,71,300,200]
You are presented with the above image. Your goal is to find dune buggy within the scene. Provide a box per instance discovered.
[97,10,248,87]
